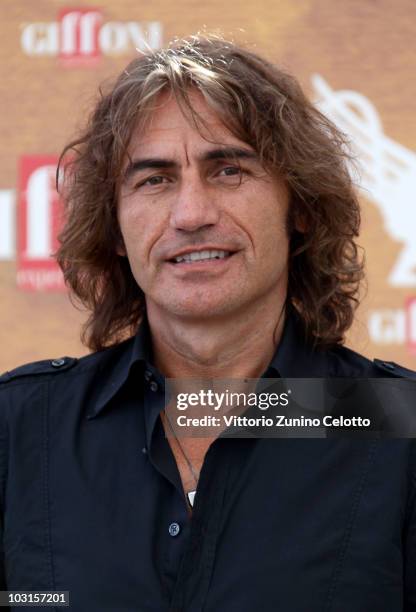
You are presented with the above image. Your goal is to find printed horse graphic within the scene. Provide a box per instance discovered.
[312,75,416,287]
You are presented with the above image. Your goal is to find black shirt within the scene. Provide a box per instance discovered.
[1,314,416,611]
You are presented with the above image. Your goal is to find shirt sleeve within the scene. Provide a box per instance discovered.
[0,390,8,591]
[404,441,416,611]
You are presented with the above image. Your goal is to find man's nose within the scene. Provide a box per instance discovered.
[169,179,220,232]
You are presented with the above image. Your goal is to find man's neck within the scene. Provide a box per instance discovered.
[146,297,287,379]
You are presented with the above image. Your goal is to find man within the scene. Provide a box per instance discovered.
[1,35,416,611]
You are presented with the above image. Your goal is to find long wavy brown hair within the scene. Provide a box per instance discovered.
[56,34,364,352]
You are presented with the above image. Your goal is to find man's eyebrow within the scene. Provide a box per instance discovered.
[123,158,178,182]
[201,147,258,162]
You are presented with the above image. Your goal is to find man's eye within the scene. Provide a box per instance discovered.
[219,166,241,177]
[142,175,167,187]
[215,166,245,185]
[133,175,171,191]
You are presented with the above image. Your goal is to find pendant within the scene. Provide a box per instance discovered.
[187,490,196,507]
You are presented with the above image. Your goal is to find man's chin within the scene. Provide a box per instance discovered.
[172,304,232,320]
[150,297,239,321]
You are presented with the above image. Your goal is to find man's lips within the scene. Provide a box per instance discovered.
[166,247,238,264]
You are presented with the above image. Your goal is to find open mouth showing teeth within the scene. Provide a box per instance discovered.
[171,250,232,263]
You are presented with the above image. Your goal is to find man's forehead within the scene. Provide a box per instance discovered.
[127,89,253,158]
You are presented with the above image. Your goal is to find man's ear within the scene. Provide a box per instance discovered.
[294,213,308,233]
[287,207,309,235]
[115,228,127,256]
[287,191,309,234]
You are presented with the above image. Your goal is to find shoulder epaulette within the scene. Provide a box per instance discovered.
[373,359,416,379]
[0,357,78,384]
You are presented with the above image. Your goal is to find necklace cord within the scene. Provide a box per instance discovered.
[162,410,199,486]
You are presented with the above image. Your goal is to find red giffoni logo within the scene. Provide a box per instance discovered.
[58,8,102,60]
[17,156,65,291]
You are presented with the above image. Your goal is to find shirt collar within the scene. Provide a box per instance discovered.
[87,306,330,419]
[87,319,154,419]
[265,307,330,378]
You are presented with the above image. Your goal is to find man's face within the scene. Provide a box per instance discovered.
[117,89,290,322]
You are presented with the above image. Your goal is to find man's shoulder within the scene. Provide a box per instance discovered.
[327,343,416,379]
[0,336,135,389]
[0,356,79,385]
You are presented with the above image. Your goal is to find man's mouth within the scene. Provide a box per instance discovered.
[170,250,233,264]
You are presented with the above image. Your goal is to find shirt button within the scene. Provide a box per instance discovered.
[51,358,66,368]
[150,381,158,392]
[144,370,152,381]
[168,522,180,537]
